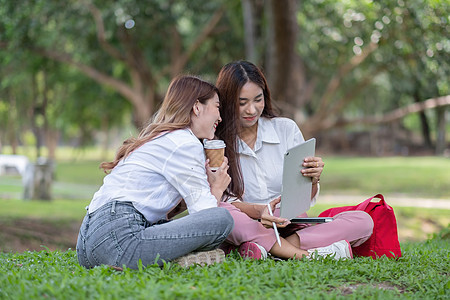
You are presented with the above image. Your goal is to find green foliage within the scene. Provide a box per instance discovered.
[0,0,243,148]
[0,232,448,299]
[1,0,447,153]
[298,0,449,120]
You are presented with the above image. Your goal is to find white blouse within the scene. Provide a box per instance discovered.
[232,117,319,205]
[88,128,217,223]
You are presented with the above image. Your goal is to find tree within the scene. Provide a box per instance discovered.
[264,0,449,154]
[1,0,448,156]
[1,0,244,129]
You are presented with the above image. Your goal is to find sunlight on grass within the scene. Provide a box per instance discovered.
[321,156,450,198]
[55,161,106,186]
[0,199,89,221]
[309,203,450,242]
[1,150,448,244]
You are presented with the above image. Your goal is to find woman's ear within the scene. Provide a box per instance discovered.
[192,100,201,117]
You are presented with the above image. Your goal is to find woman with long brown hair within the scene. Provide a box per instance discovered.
[76,75,234,269]
[215,61,373,260]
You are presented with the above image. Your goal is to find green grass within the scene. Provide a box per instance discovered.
[1,150,449,299]
[55,161,105,186]
[309,204,450,242]
[1,153,449,242]
[0,199,89,221]
[0,231,449,299]
[0,160,105,200]
[1,145,116,162]
[2,156,450,200]
[0,197,448,246]
[2,147,450,199]
[320,156,450,199]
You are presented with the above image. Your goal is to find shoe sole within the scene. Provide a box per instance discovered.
[345,240,353,259]
[173,249,225,267]
[338,240,353,259]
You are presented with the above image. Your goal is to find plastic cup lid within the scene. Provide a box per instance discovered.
[203,139,226,149]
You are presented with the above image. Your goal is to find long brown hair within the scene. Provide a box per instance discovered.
[101,75,219,172]
[215,61,278,200]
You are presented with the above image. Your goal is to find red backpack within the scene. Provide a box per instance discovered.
[318,194,402,259]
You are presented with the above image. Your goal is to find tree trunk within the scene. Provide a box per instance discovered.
[6,90,19,154]
[9,135,18,155]
[45,129,59,160]
[241,0,257,62]
[32,157,54,201]
[414,90,432,148]
[101,117,110,161]
[266,0,306,116]
[435,106,447,155]
[31,73,43,159]
[6,115,19,155]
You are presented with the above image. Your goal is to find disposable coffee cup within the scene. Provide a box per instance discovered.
[203,139,226,171]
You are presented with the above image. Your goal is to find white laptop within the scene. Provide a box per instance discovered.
[279,138,333,223]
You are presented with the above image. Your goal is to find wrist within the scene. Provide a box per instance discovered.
[211,187,223,198]
[255,204,265,218]
[312,178,320,185]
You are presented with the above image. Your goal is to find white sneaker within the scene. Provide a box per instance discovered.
[307,240,353,260]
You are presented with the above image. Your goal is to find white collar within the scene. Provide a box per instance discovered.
[238,117,280,155]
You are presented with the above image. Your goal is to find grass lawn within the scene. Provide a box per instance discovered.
[1,231,449,299]
[0,150,449,299]
[1,198,447,249]
[0,199,90,221]
[0,154,449,244]
[320,156,450,199]
[2,147,450,199]
[2,156,450,200]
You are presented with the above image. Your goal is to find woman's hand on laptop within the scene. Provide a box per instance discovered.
[258,197,290,228]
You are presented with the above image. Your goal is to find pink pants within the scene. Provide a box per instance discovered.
[219,202,374,251]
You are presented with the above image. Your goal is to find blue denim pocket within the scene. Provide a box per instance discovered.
[86,202,147,267]
[89,215,128,266]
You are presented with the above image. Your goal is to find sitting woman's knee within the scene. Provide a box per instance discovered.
[357,211,374,235]
[216,207,235,233]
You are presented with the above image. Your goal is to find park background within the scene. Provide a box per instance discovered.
[0,0,449,263]
[1,1,449,298]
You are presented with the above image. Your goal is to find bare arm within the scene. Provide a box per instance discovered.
[230,201,265,219]
[232,197,290,228]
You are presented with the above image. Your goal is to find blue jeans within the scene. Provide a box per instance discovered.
[76,201,233,269]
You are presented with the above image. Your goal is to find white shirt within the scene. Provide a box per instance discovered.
[231,117,319,205]
[88,128,217,223]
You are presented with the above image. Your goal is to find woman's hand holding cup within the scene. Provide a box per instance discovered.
[206,156,231,203]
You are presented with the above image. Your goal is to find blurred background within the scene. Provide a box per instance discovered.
[0,0,448,252]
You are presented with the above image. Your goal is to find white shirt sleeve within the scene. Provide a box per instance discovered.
[162,141,217,214]
[290,120,305,148]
